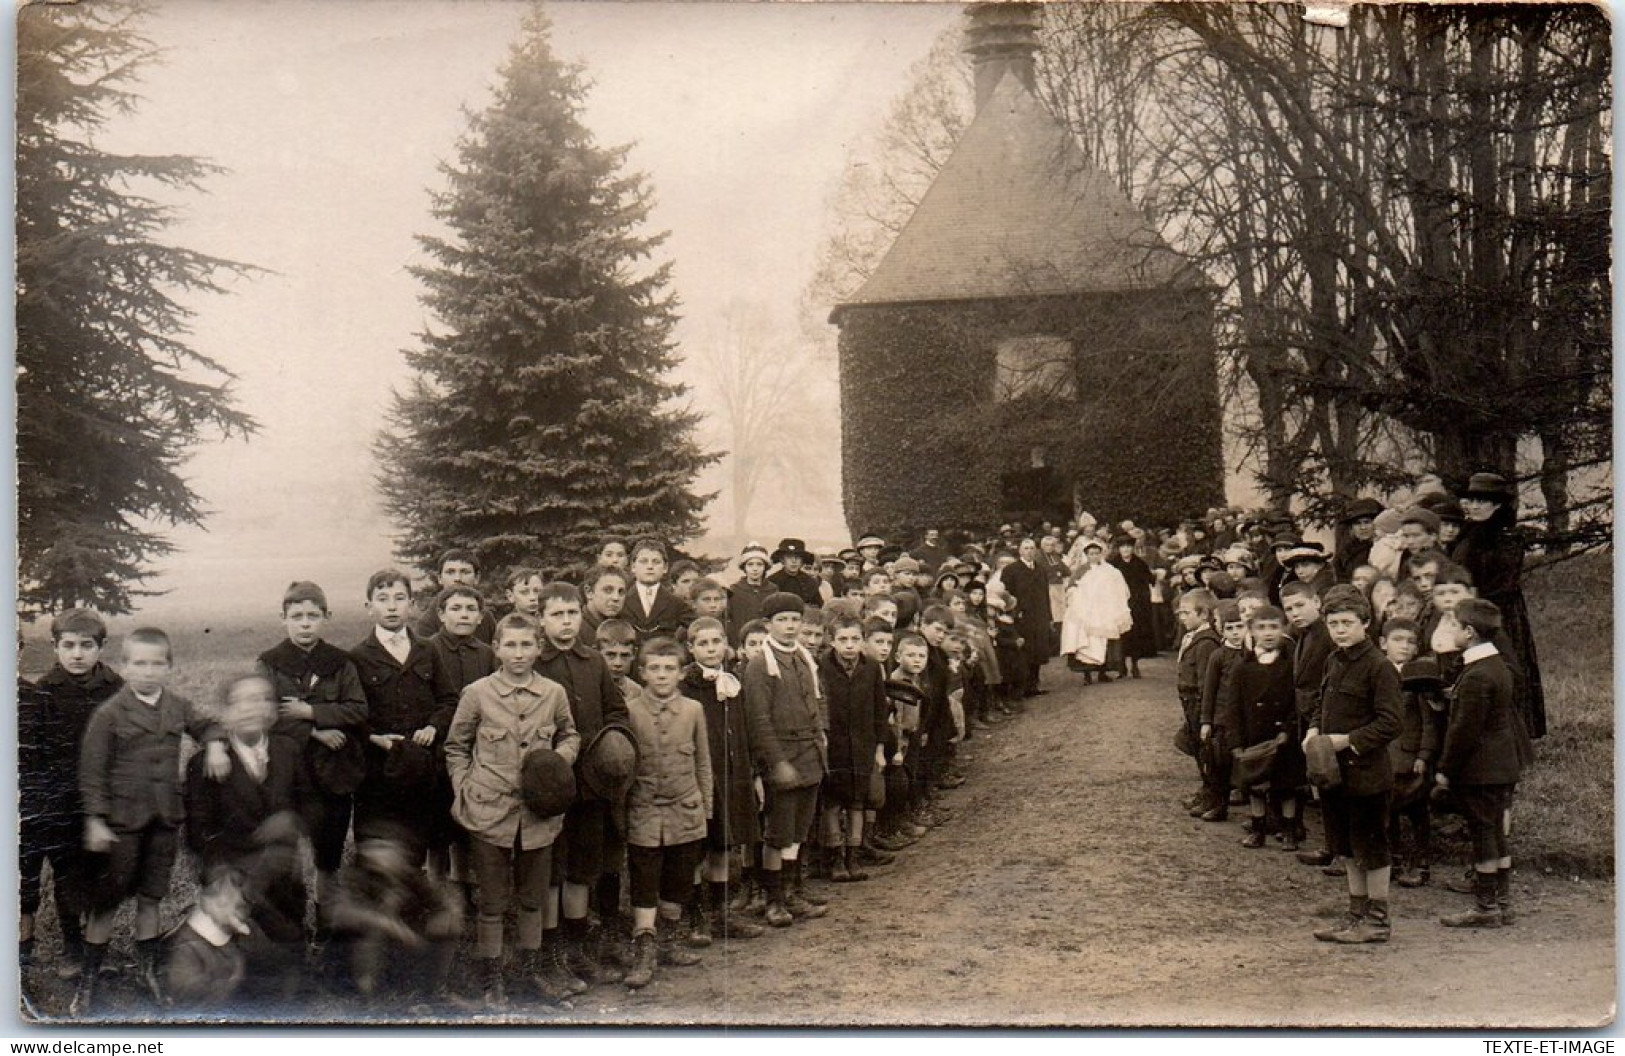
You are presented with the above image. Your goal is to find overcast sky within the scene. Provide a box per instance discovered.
[80,0,960,617]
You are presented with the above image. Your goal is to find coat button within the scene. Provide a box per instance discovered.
[520,741,529,749]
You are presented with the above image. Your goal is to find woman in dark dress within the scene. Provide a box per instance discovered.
[1109,536,1158,678]
[1451,472,1545,739]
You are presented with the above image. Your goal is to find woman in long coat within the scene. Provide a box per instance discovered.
[1451,472,1545,739]
[1108,536,1158,677]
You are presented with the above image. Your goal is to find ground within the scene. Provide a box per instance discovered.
[22,654,1615,1029]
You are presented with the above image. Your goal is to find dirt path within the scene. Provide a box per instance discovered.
[23,656,1615,1028]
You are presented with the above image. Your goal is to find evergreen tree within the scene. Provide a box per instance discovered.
[16,1,257,616]
[379,9,716,582]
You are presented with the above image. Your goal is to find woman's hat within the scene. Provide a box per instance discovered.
[1372,508,1407,536]
[856,534,886,550]
[737,543,771,570]
[1270,533,1302,551]
[1338,497,1385,524]
[761,592,806,619]
[1282,542,1328,567]
[1173,555,1203,573]
[1427,497,1466,524]
[818,552,845,569]
[772,538,809,563]
[577,723,638,802]
[1400,656,1444,693]
[1463,472,1514,502]
[1220,545,1256,569]
[838,548,861,563]
[1081,538,1105,552]
[521,748,577,819]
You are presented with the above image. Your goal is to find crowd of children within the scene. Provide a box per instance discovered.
[18,469,1542,1015]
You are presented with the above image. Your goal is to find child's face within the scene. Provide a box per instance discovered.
[1225,562,1249,580]
[282,600,328,649]
[494,627,541,679]
[967,587,985,608]
[1409,561,1439,598]
[1450,619,1477,653]
[781,554,805,574]
[920,619,948,648]
[632,549,666,585]
[440,560,478,588]
[1324,610,1370,650]
[945,637,967,662]
[872,601,898,627]
[768,612,802,646]
[599,641,635,678]
[507,576,544,617]
[896,643,928,675]
[1388,594,1423,622]
[588,576,627,617]
[1439,521,1461,546]
[1292,560,1325,583]
[639,654,682,697]
[688,626,728,669]
[1381,628,1419,666]
[1175,604,1203,632]
[1221,619,1247,648]
[368,581,412,632]
[693,589,728,620]
[797,624,825,652]
[831,626,864,664]
[948,595,967,614]
[843,584,864,600]
[1238,597,1264,623]
[1399,523,1437,553]
[891,568,913,589]
[1350,516,1375,541]
[121,640,173,695]
[598,542,628,568]
[1431,581,1471,616]
[439,594,483,638]
[1351,566,1377,593]
[864,573,892,597]
[672,569,700,599]
[1281,593,1321,629]
[742,558,768,583]
[863,631,893,666]
[540,596,580,646]
[1250,619,1285,653]
[199,876,249,937]
[223,677,277,742]
[54,631,102,676]
[741,632,767,662]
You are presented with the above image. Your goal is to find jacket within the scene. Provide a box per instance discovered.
[1200,644,1246,728]
[1291,620,1334,723]
[257,640,368,737]
[444,671,580,850]
[24,663,124,829]
[79,686,222,831]
[682,664,758,848]
[425,631,497,703]
[726,579,777,644]
[623,583,692,642]
[1390,678,1444,776]
[535,640,629,749]
[1438,647,1528,786]
[819,651,889,806]
[183,735,305,871]
[742,639,825,788]
[1176,627,1221,697]
[625,690,713,848]
[1314,639,1403,795]
[351,631,454,812]
[768,568,825,608]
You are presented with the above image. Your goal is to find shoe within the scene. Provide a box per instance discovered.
[622,931,657,990]
[530,943,585,1003]
[1314,898,1367,943]
[1322,862,1347,877]
[829,846,853,883]
[763,899,794,928]
[684,897,713,948]
[1183,791,1207,811]
[1240,819,1266,849]
[1443,873,1503,928]
[1280,828,1301,853]
[744,882,769,917]
[1296,848,1335,867]
[597,913,635,972]
[569,920,624,984]
[135,937,166,1006]
[1331,900,1391,944]
[728,876,755,915]
[787,860,829,914]
[855,843,896,867]
[902,821,929,839]
[1395,866,1430,889]
[937,771,967,790]
[718,911,765,939]
[1096,674,1114,683]
[869,830,913,852]
[1199,805,1229,823]
[840,846,870,882]
[1496,868,1516,925]
[1444,867,1478,895]
[657,917,703,967]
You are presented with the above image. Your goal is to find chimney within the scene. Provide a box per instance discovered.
[964,2,1043,110]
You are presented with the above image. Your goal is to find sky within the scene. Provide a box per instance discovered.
[77,0,962,618]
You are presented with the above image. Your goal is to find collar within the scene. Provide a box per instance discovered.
[537,639,586,663]
[38,663,118,691]
[643,690,681,713]
[1335,638,1376,662]
[133,688,162,706]
[493,672,541,697]
[186,908,235,948]
[375,625,410,644]
[1463,641,1499,664]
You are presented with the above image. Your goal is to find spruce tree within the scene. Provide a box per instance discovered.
[379,8,715,582]
[16,2,257,616]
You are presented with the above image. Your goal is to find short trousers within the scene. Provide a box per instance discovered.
[1456,783,1515,863]
[1321,786,1392,871]
[90,822,179,908]
[626,840,703,908]
[557,799,612,885]
[761,783,819,849]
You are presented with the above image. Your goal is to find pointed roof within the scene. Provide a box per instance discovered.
[838,73,1204,311]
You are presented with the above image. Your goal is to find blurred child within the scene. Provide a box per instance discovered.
[163,869,250,1012]
[328,831,462,1008]
[1379,620,1441,889]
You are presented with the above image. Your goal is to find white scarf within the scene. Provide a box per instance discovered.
[697,664,741,701]
[762,637,821,701]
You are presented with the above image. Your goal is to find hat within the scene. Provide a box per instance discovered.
[1338,497,1385,524]
[761,592,806,619]
[892,555,921,574]
[1173,555,1203,573]
[1282,542,1327,566]
[998,523,1016,534]
[877,544,904,565]
[772,538,809,563]
[1372,508,1407,536]
[381,740,438,791]
[1400,657,1444,693]
[309,731,368,796]
[1463,472,1514,502]
[818,552,844,569]
[1399,507,1441,534]
[933,569,961,589]
[856,534,886,550]
[1110,535,1134,549]
[737,543,771,571]
[1081,538,1105,552]
[838,548,861,563]
[577,723,638,802]
[1428,497,1465,524]
[1269,533,1301,551]
[1220,545,1256,569]
[520,748,577,819]
[1304,734,1341,790]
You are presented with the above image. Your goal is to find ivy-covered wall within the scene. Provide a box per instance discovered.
[836,291,1224,540]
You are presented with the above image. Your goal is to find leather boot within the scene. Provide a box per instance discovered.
[684,890,713,948]
[622,931,657,990]
[69,942,105,1018]
[1331,898,1391,944]
[656,915,702,967]
[1444,865,1478,894]
[1442,871,1503,928]
[565,917,621,985]
[858,837,898,864]
[525,945,577,1006]
[1240,816,1266,849]
[761,870,793,928]
[829,845,854,883]
[1496,867,1516,925]
[713,881,764,939]
[784,860,829,918]
[597,911,634,972]
[842,845,870,882]
[56,925,85,983]
[1314,895,1369,942]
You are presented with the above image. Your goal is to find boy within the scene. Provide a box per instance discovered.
[860,594,900,630]
[690,577,730,626]
[877,634,931,847]
[860,619,910,855]
[797,606,829,657]
[1171,590,1219,816]
[1436,599,1530,928]
[861,568,893,599]
[1305,585,1402,945]
[533,583,631,989]
[680,617,764,943]
[1218,607,1303,853]
[726,543,776,646]
[742,593,828,926]
[622,638,712,988]
[1282,580,1332,857]
[595,618,642,706]
[889,556,925,630]
[818,613,890,882]
[257,581,369,951]
[736,619,769,667]
[580,564,631,648]
[163,869,251,1011]
[624,538,692,642]
[668,560,702,601]
[75,628,229,1014]
[914,606,959,824]
[350,570,451,864]
[1379,620,1442,888]
[22,609,123,979]
[1199,600,1250,821]
[504,566,545,622]
[596,537,630,570]
[415,549,495,643]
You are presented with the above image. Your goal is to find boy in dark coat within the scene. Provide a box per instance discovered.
[414,548,496,643]
[1282,580,1333,858]
[1304,586,1403,945]
[818,613,890,883]
[258,580,369,944]
[1173,590,1220,817]
[1378,620,1443,889]
[1436,599,1531,928]
[22,609,123,979]
[682,616,765,943]
[1218,606,1303,851]
[350,570,454,865]
[624,538,693,642]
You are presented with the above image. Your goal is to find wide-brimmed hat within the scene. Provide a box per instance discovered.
[818,552,845,569]
[838,548,861,564]
[1400,656,1444,693]
[772,538,809,563]
[577,722,638,802]
[1427,497,1466,524]
[1282,542,1328,567]
[1269,533,1302,551]
[521,748,577,819]
[737,543,771,571]
[1338,497,1385,524]
[1081,538,1105,552]
[1462,472,1514,502]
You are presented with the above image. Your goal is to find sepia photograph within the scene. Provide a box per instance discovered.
[12,0,1615,1029]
